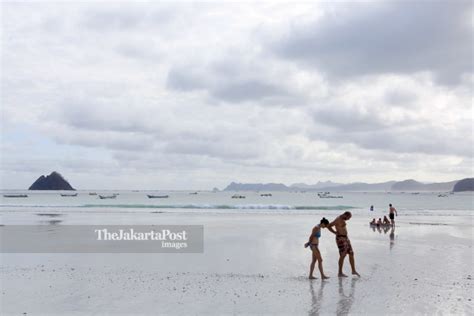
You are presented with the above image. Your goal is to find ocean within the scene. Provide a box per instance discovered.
[1,190,472,224]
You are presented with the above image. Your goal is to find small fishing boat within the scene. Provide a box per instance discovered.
[189,192,198,195]
[318,192,343,198]
[99,195,117,199]
[231,194,246,199]
[61,193,78,197]
[260,193,272,197]
[3,194,28,198]
[147,194,169,199]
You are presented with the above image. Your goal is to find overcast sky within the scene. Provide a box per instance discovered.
[1,1,472,190]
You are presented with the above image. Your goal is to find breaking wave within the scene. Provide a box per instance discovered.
[79,204,357,210]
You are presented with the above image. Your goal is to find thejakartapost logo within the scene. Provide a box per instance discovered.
[0,225,203,253]
[95,228,189,250]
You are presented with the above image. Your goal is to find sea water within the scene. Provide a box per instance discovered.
[1,190,472,224]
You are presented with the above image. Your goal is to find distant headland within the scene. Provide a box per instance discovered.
[223,178,473,192]
[29,171,75,190]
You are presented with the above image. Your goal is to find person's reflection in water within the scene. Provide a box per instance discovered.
[336,278,358,316]
[308,280,327,316]
[389,226,396,251]
[382,225,390,234]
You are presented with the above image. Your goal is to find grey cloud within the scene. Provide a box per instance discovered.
[313,106,386,132]
[212,80,283,103]
[309,122,472,158]
[82,8,144,31]
[53,129,154,152]
[272,1,473,84]
[166,62,298,105]
[57,98,160,134]
[384,89,418,106]
[166,66,207,91]
[164,139,261,160]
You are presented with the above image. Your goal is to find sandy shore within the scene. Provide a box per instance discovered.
[1,212,473,315]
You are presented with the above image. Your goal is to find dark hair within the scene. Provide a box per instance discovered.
[389,204,392,207]
[320,217,329,225]
[343,211,352,217]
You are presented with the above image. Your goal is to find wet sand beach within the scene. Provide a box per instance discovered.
[1,212,472,315]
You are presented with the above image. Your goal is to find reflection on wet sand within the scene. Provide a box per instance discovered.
[308,280,327,316]
[336,278,358,316]
[39,220,62,225]
[36,213,63,225]
[370,224,396,250]
[389,226,396,251]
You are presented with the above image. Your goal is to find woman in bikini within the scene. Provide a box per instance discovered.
[305,218,330,280]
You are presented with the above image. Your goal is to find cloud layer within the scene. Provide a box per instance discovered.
[1,1,472,189]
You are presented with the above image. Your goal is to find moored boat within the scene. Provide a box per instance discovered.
[147,194,169,199]
[231,194,246,199]
[99,195,117,199]
[3,194,28,198]
[60,193,78,197]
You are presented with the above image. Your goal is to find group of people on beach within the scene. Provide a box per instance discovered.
[370,204,398,227]
[304,211,360,280]
[304,204,398,280]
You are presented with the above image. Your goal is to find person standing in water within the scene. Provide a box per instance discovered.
[327,211,360,277]
[389,204,398,226]
[305,218,330,280]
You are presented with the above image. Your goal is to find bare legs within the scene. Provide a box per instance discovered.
[309,248,330,279]
[349,254,360,277]
[338,254,348,277]
[338,252,360,277]
[309,253,317,279]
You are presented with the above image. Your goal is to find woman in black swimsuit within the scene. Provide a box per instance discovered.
[305,218,330,279]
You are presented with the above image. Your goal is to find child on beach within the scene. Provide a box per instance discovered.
[383,216,390,225]
[305,218,330,280]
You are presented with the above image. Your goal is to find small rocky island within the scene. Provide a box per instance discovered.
[29,171,75,190]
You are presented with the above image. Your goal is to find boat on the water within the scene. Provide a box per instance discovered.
[3,194,28,198]
[317,192,343,198]
[99,195,117,199]
[89,192,97,195]
[61,193,78,197]
[189,192,198,195]
[147,195,169,199]
[260,193,272,197]
[231,194,246,199]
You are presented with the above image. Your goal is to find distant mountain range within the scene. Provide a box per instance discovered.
[223,178,472,192]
